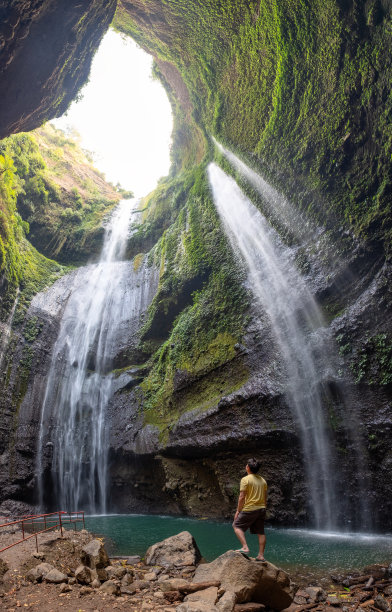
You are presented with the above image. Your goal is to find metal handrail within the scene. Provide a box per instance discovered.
[0,511,85,553]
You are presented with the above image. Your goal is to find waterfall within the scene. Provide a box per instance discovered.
[37,200,138,513]
[208,163,338,529]
[213,139,315,242]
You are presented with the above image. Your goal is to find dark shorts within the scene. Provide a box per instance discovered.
[234,508,266,534]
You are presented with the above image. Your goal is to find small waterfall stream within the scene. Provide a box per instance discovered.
[208,163,338,529]
[37,200,137,513]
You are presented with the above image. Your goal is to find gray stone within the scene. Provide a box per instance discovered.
[75,564,95,585]
[133,579,151,590]
[305,586,326,602]
[106,565,126,579]
[374,595,390,612]
[145,531,201,569]
[96,567,108,582]
[185,586,218,604]
[99,579,121,596]
[26,562,55,583]
[121,572,134,586]
[144,571,158,581]
[193,551,295,610]
[81,539,109,569]
[217,591,236,612]
[44,568,68,584]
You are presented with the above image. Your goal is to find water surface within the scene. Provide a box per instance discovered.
[84,514,392,576]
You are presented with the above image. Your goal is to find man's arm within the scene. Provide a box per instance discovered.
[234,491,246,520]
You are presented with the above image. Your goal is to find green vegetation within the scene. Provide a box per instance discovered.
[0,123,124,264]
[127,166,249,432]
[349,333,392,385]
[114,0,392,249]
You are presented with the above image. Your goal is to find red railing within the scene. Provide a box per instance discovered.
[0,511,85,553]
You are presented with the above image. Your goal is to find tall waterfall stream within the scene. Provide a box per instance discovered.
[208,162,342,530]
[37,200,141,513]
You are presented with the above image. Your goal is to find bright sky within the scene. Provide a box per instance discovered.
[53,30,173,197]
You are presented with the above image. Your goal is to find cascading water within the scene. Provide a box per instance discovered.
[37,200,139,513]
[208,163,339,529]
[213,139,315,242]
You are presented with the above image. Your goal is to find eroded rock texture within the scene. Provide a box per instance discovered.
[0,0,116,139]
[0,0,392,530]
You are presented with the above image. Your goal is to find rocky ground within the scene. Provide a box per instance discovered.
[0,526,391,612]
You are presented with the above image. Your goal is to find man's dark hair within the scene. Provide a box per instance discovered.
[247,458,261,473]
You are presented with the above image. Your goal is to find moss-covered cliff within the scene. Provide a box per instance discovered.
[0,0,392,525]
[115,0,392,249]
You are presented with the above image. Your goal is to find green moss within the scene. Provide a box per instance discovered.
[0,123,124,265]
[348,333,392,385]
[114,0,392,252]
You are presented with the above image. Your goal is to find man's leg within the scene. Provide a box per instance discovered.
[256,533,266,560]
[233,526,249,552]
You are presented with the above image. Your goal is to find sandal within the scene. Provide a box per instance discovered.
[235,548,250,558]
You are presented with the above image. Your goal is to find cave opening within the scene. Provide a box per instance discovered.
[52,29,173,197]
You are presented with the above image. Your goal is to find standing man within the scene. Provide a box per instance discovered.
[233,458,267,561]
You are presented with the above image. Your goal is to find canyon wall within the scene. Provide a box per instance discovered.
[0,0,391,528]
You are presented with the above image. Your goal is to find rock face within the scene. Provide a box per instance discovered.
[145,531,202,569]
[193,551,295,610]
[0,0,116,139]
[0,0,392,532]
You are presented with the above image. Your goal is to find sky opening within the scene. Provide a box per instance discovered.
[53,29,173,197]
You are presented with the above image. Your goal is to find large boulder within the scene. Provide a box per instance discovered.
[44,568,68,584]
[192,551,295,610]
[145,531,201,568]
[81,539,109,569]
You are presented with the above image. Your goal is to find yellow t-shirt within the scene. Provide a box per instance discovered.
[240,474,267,511]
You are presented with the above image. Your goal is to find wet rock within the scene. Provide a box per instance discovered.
[192,551,295,610]
[99,579,121,595]
[81,539,109,569]
[44,568,68,584]
[145,531,201,568]
[306,586,326,602]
